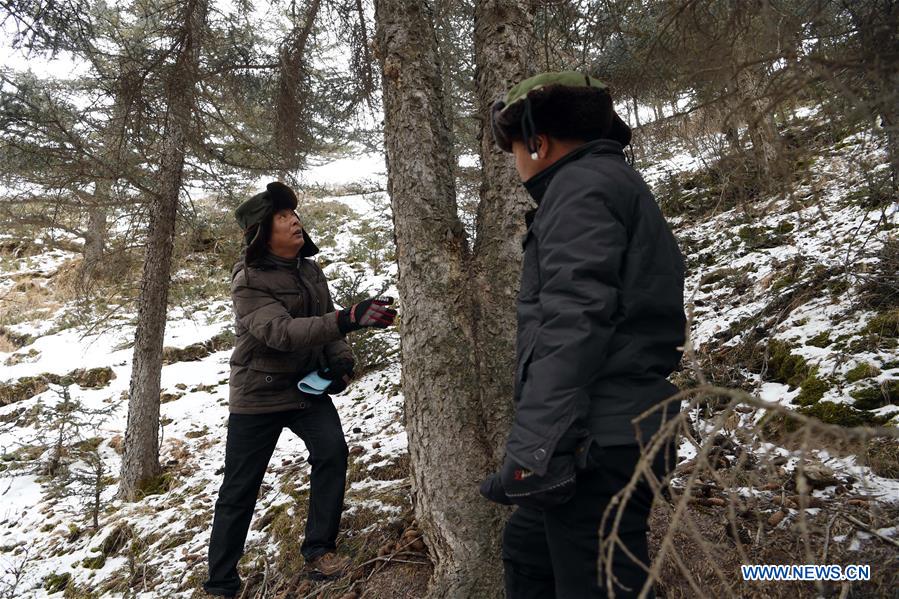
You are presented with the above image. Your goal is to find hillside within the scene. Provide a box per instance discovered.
[0,106,897,598]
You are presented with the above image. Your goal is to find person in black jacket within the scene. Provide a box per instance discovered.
[479,72,686,598]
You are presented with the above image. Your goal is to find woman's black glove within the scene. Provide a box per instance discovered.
[320,359,354,395]
[336,296,397,334]
[325,376,350,395]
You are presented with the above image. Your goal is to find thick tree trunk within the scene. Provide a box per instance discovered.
[375,0,534,595]
[375,0,528,595]
[471,0,534,470]
[119,0,207,501]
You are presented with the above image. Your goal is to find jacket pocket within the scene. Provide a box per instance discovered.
[518,228,540,300]
[513,337,537,401]
[244,355,301,396]
[517,338,536,384]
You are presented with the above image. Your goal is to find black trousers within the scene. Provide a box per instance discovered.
[203,397,348,596]
[502,444,672,599]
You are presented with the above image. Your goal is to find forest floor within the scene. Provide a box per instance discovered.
[0,105,896,598]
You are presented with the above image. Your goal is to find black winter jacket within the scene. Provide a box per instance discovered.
[508,139,686,476]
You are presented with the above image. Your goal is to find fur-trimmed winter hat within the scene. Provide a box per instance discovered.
[235,181,319,260]
[491,71,632,155]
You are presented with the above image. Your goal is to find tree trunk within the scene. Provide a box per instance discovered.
[735,66,780,176]
[631,96,643,161]
[471,0,534,491]
[375,0,534,595]
[374,1,520,595]
[119,0,207,501]
[83,61,133,280]
[82,202,107,277]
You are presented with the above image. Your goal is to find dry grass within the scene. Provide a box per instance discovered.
[0,333,17,353]
[602,385,899,599]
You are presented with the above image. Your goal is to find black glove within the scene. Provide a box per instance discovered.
[480,453,577,509]
[336,296,397,334]
[479,472,512,505]
[325,376,349,394]
[323,358,354,379]
[319,359,354,394]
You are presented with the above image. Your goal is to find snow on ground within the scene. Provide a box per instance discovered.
[0,176,404,595]
[0,306,404,596]
[0,105,897,596]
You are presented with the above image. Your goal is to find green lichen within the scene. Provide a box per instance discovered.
[771,275,794,293]
[738,224,791,250]
[44,572,71,593]
[0,376,49,407]
[827,278,850,297]
[774,220,795,234]
[81,555,106,569]
[99,522,133,557]
[701,267,741,287]
[799,401,891,427]
[865,309,899,338]
[765,340,811,389]
[135,472,175,498]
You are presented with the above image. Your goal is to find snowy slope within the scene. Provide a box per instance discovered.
[0,110,897,597]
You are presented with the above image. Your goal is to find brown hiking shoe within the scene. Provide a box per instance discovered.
[307,552,350,578]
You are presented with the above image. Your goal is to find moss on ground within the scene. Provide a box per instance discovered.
[845,362,881,383]
[799,401,892,427]
[82,554,106,569]
[851,381,899,410]
[793,376,831,406]
[44,572,71,593]
[764,340,812,389]
[806,331,832,348]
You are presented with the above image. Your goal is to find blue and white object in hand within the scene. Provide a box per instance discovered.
[298,370,332,395]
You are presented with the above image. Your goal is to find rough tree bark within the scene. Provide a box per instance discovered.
[471,0,534,469]
[118,0,207,501]
[375,0,533,595]
[82,203,107,276]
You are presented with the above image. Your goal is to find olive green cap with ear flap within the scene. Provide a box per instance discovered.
[491,70,632,153]
[501,71,609,112]
[234,181,298,232]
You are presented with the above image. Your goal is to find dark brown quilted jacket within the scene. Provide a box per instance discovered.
[228,252,354,414]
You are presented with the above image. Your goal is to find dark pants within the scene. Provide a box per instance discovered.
[203,397,349,596]
[503,444,672,599]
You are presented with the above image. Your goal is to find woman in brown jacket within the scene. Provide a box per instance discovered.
[204,182,396,598]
